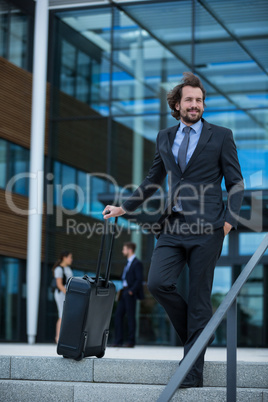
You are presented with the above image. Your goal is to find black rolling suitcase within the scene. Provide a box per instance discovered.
[57,216,118,360]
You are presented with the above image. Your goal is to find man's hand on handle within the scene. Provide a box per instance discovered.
[102,205,126,219]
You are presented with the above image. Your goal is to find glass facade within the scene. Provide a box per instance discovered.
[0,138,30,197]
[0,0,267,345]
[47,0,268,347]
[0,0,33,71]
[0,256,26,341]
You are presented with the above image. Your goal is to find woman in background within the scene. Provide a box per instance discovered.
[52,250,73,343]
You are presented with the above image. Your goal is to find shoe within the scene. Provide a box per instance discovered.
[123,343,135,348]
[180,373,203,388]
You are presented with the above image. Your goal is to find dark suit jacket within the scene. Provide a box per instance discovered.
[125,257,144,300]
[122,118,244,233]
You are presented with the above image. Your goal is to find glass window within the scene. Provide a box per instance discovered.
[211,266,232,345]
[0,0,31,70]
[238,264,264,346]
[55,7,111,117]
[0,257,20,341]
[0,139,7,188]
[61,163,76,210]
[76,50,91,103]
[239,232,268,255]
[91,59,101,105]
[238,149,268,190]
[60,40,76,98]
[9,10,28,69]
[195,0,268,195]
[90,176,108,219]
[212,266,232,295]
[54,161,126,219]
[54,160,78,210]
[221,235,229,256]
[123,1,192,63]
[9,143,29,196]
[77,170,89,215]
[0,0,9,59]
[111,5,191,117]
[53,160,62,206]
[139,290,171,345]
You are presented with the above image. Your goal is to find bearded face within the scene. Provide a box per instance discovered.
[175,86,204,125]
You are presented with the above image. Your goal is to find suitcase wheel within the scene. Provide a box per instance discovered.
[96,352,105,358]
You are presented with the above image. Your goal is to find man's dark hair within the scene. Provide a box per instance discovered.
[167,72,206,120]
[123,242,136,253]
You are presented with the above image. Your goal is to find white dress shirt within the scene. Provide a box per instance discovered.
[171,119,203,211]
[122,254,136,287]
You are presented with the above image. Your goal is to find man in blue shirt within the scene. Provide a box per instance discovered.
[103,72,243,387]
[113,242,144,348]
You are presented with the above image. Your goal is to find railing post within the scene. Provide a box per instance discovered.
[227,299,237,402]
[157,234,268,402]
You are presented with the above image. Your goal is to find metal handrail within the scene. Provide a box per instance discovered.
[157,234,268,402]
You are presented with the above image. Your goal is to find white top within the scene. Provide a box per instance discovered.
[54,266,73,284]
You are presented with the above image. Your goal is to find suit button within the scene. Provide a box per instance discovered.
[181,178,184,181]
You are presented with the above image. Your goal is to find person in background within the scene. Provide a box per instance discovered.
[52,250,73,343]
[113,242,144,348]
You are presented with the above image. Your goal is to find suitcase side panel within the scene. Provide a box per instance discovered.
[84,281,116,357]
[57,278,91,358]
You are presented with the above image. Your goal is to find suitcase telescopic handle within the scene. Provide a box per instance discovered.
[95,211,118,286]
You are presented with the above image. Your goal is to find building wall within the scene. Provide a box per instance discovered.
[0,55,155,268]
[0,0,267,346]
[0,57,48,261]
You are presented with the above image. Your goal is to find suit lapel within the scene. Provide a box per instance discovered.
[167,123,180,147]
[167,123,182,172]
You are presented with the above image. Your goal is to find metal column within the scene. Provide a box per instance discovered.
[26,0,49,344]
[227,300,237,402]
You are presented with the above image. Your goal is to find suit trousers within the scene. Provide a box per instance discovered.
[115,288,137,345]
[147,213,224,378]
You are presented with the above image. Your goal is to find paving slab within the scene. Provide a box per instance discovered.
[0,379,266,402]
[93,359,267,388]
[0,356,10,379]
[204,361,268,388]
[93,358,178,385]
[74,383,265,402]
[11,356,93,382]
[0,380,74,402]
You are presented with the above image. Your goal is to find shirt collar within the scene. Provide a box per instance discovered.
[127,254,136,264]
[179,118,202,134]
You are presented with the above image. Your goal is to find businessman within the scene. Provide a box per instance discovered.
[113,242,144,348]
[103,72,244,387]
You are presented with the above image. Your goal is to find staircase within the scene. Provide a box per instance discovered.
[0,355,267,401]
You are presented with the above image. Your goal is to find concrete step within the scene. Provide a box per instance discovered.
[1,356,267,389]
[0,380,267,402]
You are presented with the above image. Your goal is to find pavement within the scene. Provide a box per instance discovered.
[0,344,267,362]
